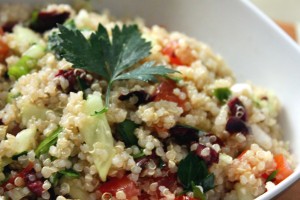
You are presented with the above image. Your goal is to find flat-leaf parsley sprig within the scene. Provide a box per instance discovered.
[52,23,177,112]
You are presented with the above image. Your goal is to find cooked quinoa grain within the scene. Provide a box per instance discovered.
[0,3,295,200]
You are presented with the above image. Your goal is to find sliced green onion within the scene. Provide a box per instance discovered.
[8,56,37,79]
[132,151,145,159]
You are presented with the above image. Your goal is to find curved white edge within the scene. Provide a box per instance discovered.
[256,167,300,200]
[242,0,300,56]
[240,2,300,199]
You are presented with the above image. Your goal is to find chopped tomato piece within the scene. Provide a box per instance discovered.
[237,150,248,159]
[0,28,9,63]
[0,39,9,63]
[154,172,178,193]
[175,195,199,200]
[153,125,168,133]
[162,41,183,65]
[261,173,269,180]
[154,79,185,109]
[273,154,293,184]
[98,176,140,198]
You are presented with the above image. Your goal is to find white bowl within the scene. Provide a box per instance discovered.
[94,0,300,199]
[2,0,300,199]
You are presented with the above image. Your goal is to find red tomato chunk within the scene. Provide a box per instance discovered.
[175,195,199,200]
[0,28,9,63]
[154,80,186,109]
[273,154,293,184]
[162,41,183,66]
[98,176,140,198]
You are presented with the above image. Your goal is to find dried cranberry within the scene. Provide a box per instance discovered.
[25,172,45,197]
[228,97,247,121]
[1,21,17,33]
[55,69,93,93]
[119,90,153,106]
[155,172,178,193]
[225,117,249,134]
[136,153,162,169]
[261,96,268,100]
[196,144,219,166]
[139,172,178,198]
[29,11,70,33]
[0,162,34,191]
[205,134,224,147]
[27,180,43,197]
[169,125,203,145]
[9,124,22,136]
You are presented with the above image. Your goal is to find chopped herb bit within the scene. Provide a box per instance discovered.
[35,127,62,157]
[192,182,207,200]
[59,169,80,178]
[6,92,20,103]
[158,157,167,169]
[132,151,145,159]
[266,170,278,182]
[52,23,177,112]
[213,87,231,102]
[49,173,60,186]
[50,169,80,186]
[177,152,209,190]
[116,119,139,147]
[76,76,89,92]
[200,173,215,192]
[0,165,12,185]
[12,151,28,160]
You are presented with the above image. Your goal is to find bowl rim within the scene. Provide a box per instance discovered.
[0,0,299,199]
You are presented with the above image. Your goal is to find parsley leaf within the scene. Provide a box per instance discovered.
[54,23,177,111]
[177,152,215,194]
[177,152,208,190]
[48,21,76,59]
[200,173,215,192]
[116,119,139,147]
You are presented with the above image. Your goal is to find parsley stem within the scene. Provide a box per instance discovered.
[94,82,111,115]
[105,82,112,109]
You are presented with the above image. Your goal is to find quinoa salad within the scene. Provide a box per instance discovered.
[0,4,296,200]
